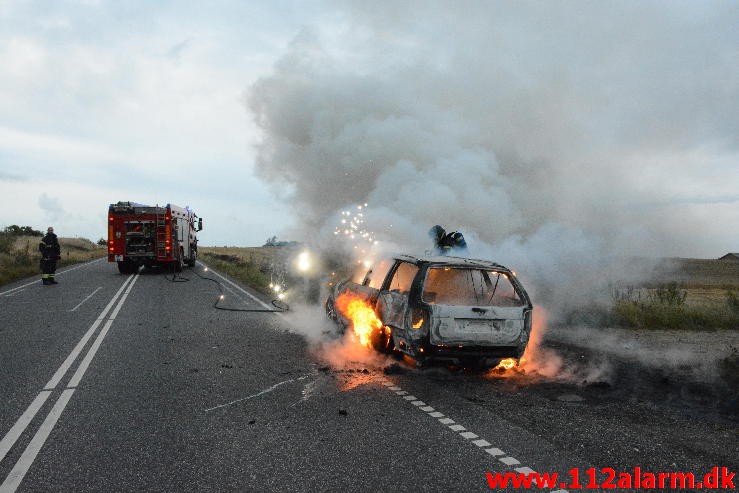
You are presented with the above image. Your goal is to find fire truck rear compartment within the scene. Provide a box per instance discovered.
[124,221,156,256]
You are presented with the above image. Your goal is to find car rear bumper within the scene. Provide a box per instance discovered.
[423,344,521,363]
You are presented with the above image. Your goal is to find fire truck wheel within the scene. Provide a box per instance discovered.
[186,247,197,267]
[117,261,132,274]
[175,249,184,272]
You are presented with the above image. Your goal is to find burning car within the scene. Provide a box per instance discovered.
[326,255,533,368]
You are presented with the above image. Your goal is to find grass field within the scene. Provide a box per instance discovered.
[198,245,300,295]
[0,235,106,286]
[611,258,739,330]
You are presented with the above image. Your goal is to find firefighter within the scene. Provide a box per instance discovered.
[429,225,467,255]
[429,225,448,254]
[39,227,61,285]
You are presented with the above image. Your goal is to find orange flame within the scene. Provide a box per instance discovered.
[495,358,518,370]
[335,292,382,347]
[486,306,564,380]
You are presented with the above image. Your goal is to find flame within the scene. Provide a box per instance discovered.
[485,306,567,381]
[495,358,518,370]
[335,292,382,347]
[412,318,423,329]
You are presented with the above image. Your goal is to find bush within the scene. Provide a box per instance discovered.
[3,225,42,236]
[648,282,687,306]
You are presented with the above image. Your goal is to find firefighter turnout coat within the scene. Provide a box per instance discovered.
[39,232,61,281]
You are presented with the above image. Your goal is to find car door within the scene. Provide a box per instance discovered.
[376,261,419,330]
[329,258,395,326]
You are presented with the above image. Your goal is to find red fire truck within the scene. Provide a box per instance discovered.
[107,201,202,274]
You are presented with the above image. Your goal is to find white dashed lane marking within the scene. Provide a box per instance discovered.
[499,456,521,466]
[377,377,569,493]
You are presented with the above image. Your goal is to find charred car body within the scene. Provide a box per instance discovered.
[326,255,533,368]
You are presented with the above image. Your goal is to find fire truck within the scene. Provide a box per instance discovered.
[107,201,203,274]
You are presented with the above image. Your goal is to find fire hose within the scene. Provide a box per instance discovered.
[189,265,289,312]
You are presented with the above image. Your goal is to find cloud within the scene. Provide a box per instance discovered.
[166,38,191,62]
[38,192,64,222]
[0,170,27,182]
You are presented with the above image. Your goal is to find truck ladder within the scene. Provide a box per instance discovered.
[155,210,166,259]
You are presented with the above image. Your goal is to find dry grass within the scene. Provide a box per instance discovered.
[650,257,739,288]
[0,235,106,286]
[611,258,739,330]
[198,246,301,294]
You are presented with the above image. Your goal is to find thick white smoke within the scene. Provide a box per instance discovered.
[247,2,738,319]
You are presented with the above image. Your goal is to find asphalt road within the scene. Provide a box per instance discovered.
[1,259,736,492]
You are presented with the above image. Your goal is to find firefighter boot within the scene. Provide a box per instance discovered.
[42,278,50,285]
[49,279,58,284]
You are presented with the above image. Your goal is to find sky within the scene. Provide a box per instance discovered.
[1,0,737,259]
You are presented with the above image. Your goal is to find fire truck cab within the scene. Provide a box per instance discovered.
[107,201,202,274]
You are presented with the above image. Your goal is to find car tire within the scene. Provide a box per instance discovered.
[370,327,393,354]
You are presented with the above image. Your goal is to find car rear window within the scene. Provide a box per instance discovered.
[422,268,523,306]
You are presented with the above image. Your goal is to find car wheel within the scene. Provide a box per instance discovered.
[370,326,393,354]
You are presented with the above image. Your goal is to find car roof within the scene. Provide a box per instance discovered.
[392,254,511,272]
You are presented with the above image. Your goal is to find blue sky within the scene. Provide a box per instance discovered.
[1,1,737,257]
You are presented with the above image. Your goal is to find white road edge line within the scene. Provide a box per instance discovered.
[0,258,104,297]
[69,286,102,312]
[0,392,52,464]
[0,389,75,493]
[195,261,274,311]
[0,273,138,492]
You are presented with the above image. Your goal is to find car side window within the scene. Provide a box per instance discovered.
[365,258,393,289]
[387,262,418,295]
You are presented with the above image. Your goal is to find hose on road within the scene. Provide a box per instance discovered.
[189,265,289,312]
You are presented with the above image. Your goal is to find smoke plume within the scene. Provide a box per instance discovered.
[247,2,737,335]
